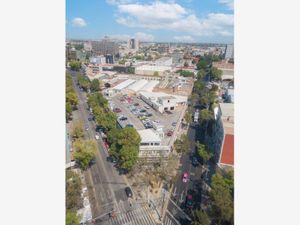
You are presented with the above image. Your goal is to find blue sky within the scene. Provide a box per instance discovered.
[66,0,233,43]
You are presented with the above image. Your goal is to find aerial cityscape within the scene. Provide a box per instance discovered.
[66,1,234,225]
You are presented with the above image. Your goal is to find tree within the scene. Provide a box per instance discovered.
[174,134,189,153]
[200,109,214,121]
[71,121,84,139]
[66,211,80,225]
[180,70,194,77]
[128,67,135,74]
[153,71,159,76]
[66,102,73,121]
[119,59,126,64]
[200,91,216,108]
[194,80,206,95]
[210,174,234,224]
[90,79,100,92]
[66,92,78,107]
[77,74,90,91]
[73,139,97,169]
[197,69,206,80]
[196,142,213,163]
[192,210,210,225]
[95,110,117,131]
[211,67,223,81]
[66,170,82,210]
[184,61,189,67]
[117,127,141,147]
[118,145,139,171]
[69,60,81,71]
[197,60,208,70]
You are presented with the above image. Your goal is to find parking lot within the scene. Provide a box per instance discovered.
[109,94,182,145]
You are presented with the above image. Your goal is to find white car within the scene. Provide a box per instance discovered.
[95,134,100,140]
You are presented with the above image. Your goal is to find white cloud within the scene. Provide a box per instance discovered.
[219,0,234,10]
[71,17,87,27]
[174,35,194,42]
[107,34,132,41]
[115,2,233,37]
[134,32,154,42]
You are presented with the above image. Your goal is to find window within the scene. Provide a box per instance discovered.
[168,100,170,103]
[154,143,160,146]
[170,106,174,110]
[140,142,150,146]
[164,107,168,110]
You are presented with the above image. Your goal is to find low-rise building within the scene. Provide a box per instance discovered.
[139,91,187,113]
[135,65,171,76]
[155,57,173,66]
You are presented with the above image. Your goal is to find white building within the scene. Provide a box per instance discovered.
[137,129,170,158]
[155,57,173,66]
[90,55,106,64]
[139,91,187,113]
[135,65,171,76]
[112,79,136,93]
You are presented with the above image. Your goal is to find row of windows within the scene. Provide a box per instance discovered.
[140,142,160,146]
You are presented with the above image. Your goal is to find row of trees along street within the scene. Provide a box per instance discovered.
[85,80,141,172]
[186,55,234,225]
[66,73,78,122]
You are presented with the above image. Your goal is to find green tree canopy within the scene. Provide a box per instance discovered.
[73,139,97,169]
[200,109,214,123]
[180,70,194,77]
[71,120,84,139]
[196,142,213,163]
[211,67,223,81]
[200,91,216,108]
[77,74,90,91]
[90,79,101,92]
[128,67,135,74]
[66,92,78,107]
[191,210,210,225]
[197,69,206,80]
[118,145,139,171]
[210,174,234,224]
[117,127,141,147]
[197,60,208,70]
[69,60,81,71]
[66,211,80,225]
[174,133,189,153]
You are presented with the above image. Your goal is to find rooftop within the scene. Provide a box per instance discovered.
[219,134,234,166]
[138,129,161,143]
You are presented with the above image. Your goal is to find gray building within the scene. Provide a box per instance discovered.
[224,44,234,60]
[91,37,119,56]
[128,38,139,51]
[171,51,184,64]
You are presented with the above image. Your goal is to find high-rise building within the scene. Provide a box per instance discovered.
[225,44,234,60]
[128,38,139,51]
[91,37,119,56]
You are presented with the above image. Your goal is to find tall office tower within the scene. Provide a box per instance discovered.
[128,38,139,51]
[225,44,234,60]
[91,37,119,56]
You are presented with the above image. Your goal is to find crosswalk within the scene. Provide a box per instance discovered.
[96,201,157,225]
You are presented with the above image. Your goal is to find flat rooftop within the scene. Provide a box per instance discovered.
[138,129,161,143]
[219,134,234,166]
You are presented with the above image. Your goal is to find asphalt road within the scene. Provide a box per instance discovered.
[165,118,210,225]
[69,70,130,219]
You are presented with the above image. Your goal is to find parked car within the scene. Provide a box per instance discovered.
[140,109,146,113]
[113,108,122,113]
[146,113,153,117]
[126,124,134,128]
[119,116,128,121]
[166,130,173,136]
[192,156,199,166]
[182,172,189,183]
[172,122,177,127]
[144,105,150,109]
[125,187,133,198]
[85,126,89,131]
[133,103,139,106]
[185,195,193,209]
[95,133,100,140]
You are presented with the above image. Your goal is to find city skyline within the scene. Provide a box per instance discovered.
[66,0,234,44]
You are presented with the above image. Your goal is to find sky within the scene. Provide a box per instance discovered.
[66,0,234,44]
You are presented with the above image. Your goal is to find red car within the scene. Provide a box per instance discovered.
[182,172,189,183]
[166,130,173,136]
